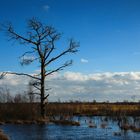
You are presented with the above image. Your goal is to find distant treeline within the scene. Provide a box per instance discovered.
[49,102,140,105]
[0,87,140,104]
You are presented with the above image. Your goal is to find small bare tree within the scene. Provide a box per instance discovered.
[27,81,35,103]
[0,18,79,118]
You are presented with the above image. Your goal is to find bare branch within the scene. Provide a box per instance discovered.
[3,72,41,80]
[19,50,38,66]
[20,54,39,66]
[20,57,35,66]
[20,51,36,58]
[6,25,37,45]
[45,39,79,66]
[45,41,55,61]
[45,88,51,91]
[29,80,41,86]
[33,84,41,91]
[29,80,41,91]
[27,18,61,43]
[28,18,42,32]
[45,60,73,76]
[0,72,7,79]
[44,94,49,100]
[31,92,41,96]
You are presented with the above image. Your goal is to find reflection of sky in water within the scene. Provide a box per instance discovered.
[1,117,140,140]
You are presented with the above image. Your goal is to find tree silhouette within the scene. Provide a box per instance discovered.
[0,18,79,118]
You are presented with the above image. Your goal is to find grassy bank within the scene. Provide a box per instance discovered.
[0,129,9,140]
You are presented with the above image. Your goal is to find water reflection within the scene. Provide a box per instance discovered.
[1,116,140,140]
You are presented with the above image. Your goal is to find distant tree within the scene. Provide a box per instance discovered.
[0,87,7,103]
[93,99,96,103]
[123,100,128,103]
[14,93,28,103]
[27,80,35,103]
[0,87,13,103]
[131,95,136,102]
[0,18,79,118]
[5,89,13,103]
[14,93,22,103]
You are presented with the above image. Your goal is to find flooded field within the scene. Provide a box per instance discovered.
[1,116,140,140]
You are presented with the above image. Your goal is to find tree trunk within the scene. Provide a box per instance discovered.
[40,60,45,118]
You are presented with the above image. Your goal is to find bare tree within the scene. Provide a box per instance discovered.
[0,87,13,103]
[14,93,22,103]
[27,80,35,103]
[0,18,79,118]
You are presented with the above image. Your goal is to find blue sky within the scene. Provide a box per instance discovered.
[1,0,140,101]
[1,0,140,73]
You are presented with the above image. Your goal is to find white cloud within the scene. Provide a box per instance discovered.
[80,58,88,63]
[64,71,88,81]
[1,71,140,102]
[34,69,40,74]
[21,56,35,60]
[43,5,50,11]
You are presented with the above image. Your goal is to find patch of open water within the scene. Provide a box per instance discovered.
[1,116,140,140]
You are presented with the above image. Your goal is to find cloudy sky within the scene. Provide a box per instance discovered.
[0,0,140,102]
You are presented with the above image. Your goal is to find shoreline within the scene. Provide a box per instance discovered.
[0,118,49,125]
[0,129,9,140]
[0,119,80,126]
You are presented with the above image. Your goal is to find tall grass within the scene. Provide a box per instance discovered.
[0,102,139,121]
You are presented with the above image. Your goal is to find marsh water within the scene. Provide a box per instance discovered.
[1,116,140,140]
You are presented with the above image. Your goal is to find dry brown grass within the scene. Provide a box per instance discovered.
[0,129,9,140]
[0,102,140,122]
[0,103,40,121]
[46,102,140,116]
